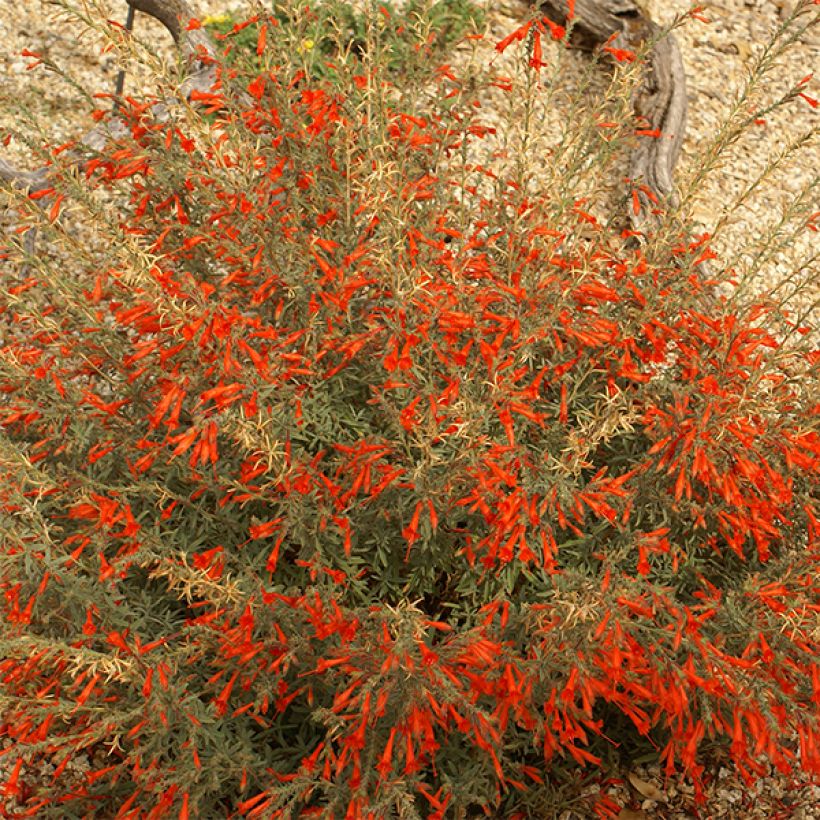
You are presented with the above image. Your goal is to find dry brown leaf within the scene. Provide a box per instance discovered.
[732,39,752,61]
[627,772,667,802]
[617,809,647,820]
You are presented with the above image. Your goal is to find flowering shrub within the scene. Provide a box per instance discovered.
[1,1,818,817]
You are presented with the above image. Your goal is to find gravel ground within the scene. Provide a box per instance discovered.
[1,0,818,817]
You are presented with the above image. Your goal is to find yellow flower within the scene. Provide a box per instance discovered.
[297,38,316,54]
[203,13,231,26]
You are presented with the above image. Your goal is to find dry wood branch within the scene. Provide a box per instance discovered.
[537,0,688,235]
[125,0,197,44]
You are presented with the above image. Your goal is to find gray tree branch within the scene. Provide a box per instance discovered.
[537,0,689,234]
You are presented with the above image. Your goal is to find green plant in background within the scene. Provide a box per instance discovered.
[204,0,485,79]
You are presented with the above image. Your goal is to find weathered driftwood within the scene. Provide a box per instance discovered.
[125,0,196,43]
[537,0,689,235]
